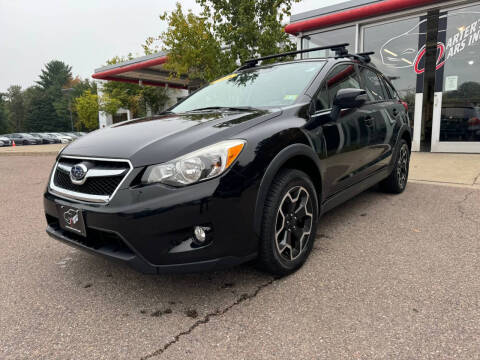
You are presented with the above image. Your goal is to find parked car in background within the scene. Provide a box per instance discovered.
[74,132,87,137]
[62,132,79,139]
[0,136,12,146]
[32,133,58,144]
[5,133,40,145]
[47,133,73,144]
[441,106,480,141]
[28,133,49,144]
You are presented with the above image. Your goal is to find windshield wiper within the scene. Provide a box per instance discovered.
[186,106,257,112]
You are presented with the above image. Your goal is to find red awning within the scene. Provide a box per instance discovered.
[285,0,445,35]
[92,53,188,89]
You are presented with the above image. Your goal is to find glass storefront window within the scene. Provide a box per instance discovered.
[363,16,427,123]
[302,26,356,58]
[438,5,480,142]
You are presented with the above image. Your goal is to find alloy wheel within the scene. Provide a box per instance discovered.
[275,186,313,261]
[396,143,409,189]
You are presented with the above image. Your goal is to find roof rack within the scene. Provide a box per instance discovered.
[238,43,350,70]
[342,51,374,63]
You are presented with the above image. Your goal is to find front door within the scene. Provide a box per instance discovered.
[310,63,377,197]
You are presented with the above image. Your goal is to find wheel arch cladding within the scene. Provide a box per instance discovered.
[401,128,412,150]
[253,143,323,237]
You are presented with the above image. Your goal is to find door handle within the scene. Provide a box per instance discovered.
[363,116,374,127]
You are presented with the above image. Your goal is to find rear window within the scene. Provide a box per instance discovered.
[382,78,400,100]
[358,67,387,102]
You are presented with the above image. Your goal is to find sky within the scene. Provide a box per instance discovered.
[0,0,346,92]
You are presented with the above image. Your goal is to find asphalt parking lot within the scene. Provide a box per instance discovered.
[1,155,479,360]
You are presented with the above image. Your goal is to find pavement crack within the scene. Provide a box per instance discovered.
[140,276,278,360]
[456,191,479,225]
[473,171,480,186]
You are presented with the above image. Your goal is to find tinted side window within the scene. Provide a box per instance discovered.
[326,64,361,107]
[383,78,400,100]
[315,85,329,111]
[359,67,386,102]
[315,64,361,111]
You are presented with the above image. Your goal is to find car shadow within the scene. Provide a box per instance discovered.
[58,185,399,318]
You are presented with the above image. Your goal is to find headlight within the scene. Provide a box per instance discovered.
[142,140,246,186]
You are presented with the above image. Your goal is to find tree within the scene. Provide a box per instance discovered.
[37,60,72,90]
[0,93,10,134]
[24,86,59,132]
[100,94,122,117]
[146,4,225,82]
[26,60,75,131]
[55,78,98,131]
[6,85,25,131]
[147,0,300,83]
[74,90,99,131]
[141,86,170,115]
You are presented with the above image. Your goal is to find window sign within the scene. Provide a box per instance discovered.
[444,75,458,91]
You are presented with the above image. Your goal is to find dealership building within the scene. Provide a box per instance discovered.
[92,53,189,127]
[287,0,480,153]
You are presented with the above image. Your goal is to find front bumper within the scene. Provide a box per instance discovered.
[44,173,259,273]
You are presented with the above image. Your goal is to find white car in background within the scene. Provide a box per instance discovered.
[0,136,13,147]
[46,133,73,144]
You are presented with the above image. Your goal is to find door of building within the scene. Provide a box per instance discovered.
[430,3,480,153]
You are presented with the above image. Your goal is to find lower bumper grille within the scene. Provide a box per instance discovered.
[46,214,134,259]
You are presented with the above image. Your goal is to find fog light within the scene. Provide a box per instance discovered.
[193,226,210,244]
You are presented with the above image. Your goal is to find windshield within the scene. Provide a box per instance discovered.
[171,61,325,113]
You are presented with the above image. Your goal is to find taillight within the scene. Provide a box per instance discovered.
[468,117,480,125]
[400,101,408,112]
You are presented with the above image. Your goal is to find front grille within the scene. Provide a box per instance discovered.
[54,170,122,195]
[50,156,131,201]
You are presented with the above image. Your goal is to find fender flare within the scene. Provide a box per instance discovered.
[390,124,412,168]
[253,143,323,237]
[398,124,412,147]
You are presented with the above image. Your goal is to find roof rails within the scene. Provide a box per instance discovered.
[238,43,349,70]
[346,51,374,63]
[237,44,373,71]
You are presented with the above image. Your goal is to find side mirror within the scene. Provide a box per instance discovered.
[333,88,368,109]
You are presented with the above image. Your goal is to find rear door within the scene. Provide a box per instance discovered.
[309,62,377,197]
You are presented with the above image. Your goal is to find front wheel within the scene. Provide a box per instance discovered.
[258,169,319,276]
[380,139,410,193]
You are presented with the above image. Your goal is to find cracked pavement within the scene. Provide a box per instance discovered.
[1,156,479,359]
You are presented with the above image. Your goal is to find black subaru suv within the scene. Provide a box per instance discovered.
[44,44,411,275]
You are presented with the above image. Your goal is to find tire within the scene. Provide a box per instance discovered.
[23,140,28,146]
[258,169,319,276]
[380,139,410,194]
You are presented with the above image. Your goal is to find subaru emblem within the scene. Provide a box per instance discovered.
[70,163,88,185]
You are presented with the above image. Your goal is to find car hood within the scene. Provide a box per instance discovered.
[61,109,280,166]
